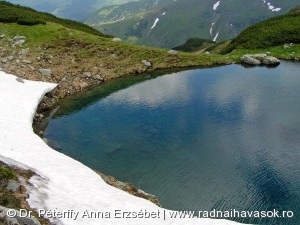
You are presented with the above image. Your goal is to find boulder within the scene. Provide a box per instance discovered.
[7,56,14,61]
[112,37,122,42]
[38,68,52,76]
[241,54,280,67]
[12,36,27,47]
[28,65,35,71]
[142,60,152,67]
[262,56,280,66]
[250,53,267,61]
[16,77,25,83]
[94,75,104,81]
[83,72,92,78]
[21,60,32,64]
[241,55,261,65]
[167,50,178,55]
[13,36,26,41]
[18,49,29,56]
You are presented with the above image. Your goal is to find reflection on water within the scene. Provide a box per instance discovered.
[45,62,300,225]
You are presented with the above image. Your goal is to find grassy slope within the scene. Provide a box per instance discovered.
[222,8,300,53]
[0,1,108,37]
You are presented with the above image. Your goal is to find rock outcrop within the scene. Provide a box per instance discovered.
[98,172,161,207]
[241,54,280,66]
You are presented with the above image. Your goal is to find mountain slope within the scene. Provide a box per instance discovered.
[6,0,138,21]
[0,1,108,36]
[222,7,300,53]
[86,0,300,48]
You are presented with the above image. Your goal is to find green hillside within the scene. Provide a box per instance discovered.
[173,38,215,52]
[222,7,300,53]
[0,1,108,36]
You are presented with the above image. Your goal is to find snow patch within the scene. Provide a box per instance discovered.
[151,18,160,29]
[213,1,220,10]
[0,71,249,225]
[213,32,219,42]
[162,12,166,16]
[267,2,281,12]
[209,22,215,36]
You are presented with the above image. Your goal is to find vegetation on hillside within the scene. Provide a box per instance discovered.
[222,7,300,53]
[173,38,215,52]
[0,1,109,37]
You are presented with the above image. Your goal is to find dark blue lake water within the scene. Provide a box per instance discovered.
[45,62,300,225]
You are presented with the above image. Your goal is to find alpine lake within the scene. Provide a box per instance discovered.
[44,61,300,225]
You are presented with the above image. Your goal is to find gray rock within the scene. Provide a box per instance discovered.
[2,58,7,63]
[0,67,4,71]
[18,49,29,56]
[142,60,152,67]
[16,77,25,83]
[13,40,26,47]
[0,34,5,38]
[284,43,290,49]
[13,36,26,41]
[262,56,280,66]
[250,53,267,61]
[60,76,67,82]
[21,60,32,64]
[205,51,210,54]
[241,55,261,65]
[112,37,122,42]
[16,59,21,64]
[167,50,178,55]
[38,68,52,76]
[7,56,14,61]
[94,75,104,81]
[43,54,53,60]
[6,180,21,191]
[28,65,35,71]
[5,217,20,225]
[83,72,92,78]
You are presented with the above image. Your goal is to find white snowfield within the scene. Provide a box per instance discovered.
[0,72,248,225]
